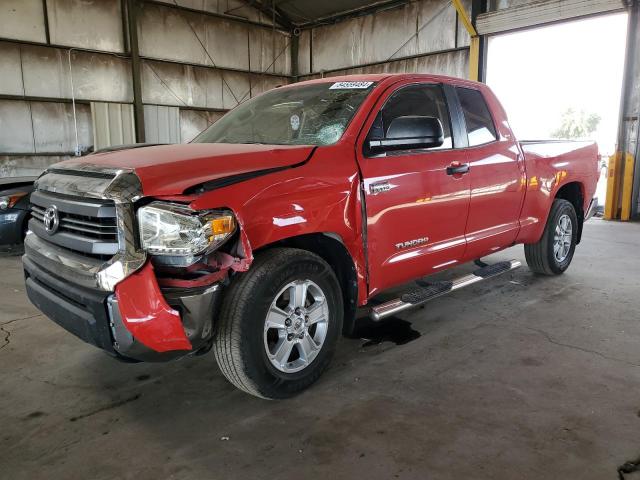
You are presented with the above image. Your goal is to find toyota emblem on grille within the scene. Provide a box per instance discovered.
[43,205,59,234]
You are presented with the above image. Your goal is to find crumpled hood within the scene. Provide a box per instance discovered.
[57,143,315,196]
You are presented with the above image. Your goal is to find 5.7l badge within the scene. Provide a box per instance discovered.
[395,237,429,250]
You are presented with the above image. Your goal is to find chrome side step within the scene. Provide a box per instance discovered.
[369,259,522,321]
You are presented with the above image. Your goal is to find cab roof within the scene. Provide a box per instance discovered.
[289,73,485,90]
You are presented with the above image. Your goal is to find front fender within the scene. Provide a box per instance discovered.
[188,145,369,304]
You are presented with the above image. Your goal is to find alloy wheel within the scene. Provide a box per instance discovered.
[553,213,573,263]
[263,279,329,373]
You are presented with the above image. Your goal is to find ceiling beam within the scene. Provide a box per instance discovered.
[243,1,295,31]
[295,0,412,29]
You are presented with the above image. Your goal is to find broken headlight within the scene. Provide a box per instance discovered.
[137,202,236,257]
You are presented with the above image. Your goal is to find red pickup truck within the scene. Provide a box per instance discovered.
[23,74,598,398]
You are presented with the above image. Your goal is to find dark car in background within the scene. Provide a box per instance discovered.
[0,176,36,253]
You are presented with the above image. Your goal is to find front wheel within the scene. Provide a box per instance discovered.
[524,199,578,275]
[213,248,343,399]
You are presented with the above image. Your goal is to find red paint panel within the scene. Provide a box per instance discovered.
[515,141,599,244]
[461,141,525,262]
[353,78,471,296]
[58,143,315,197]
[188,143,371,305]
[115,262,192,352]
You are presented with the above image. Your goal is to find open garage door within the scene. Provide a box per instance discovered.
[484,12,628,211]
[477,0,626,35]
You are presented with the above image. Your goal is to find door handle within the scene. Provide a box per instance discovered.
[446,163,470,175]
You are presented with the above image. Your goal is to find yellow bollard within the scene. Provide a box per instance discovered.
[621,153,635,221]
[604,152,622,220]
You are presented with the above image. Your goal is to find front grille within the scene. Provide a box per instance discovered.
[29,190,120,257]
[31,205,118,242]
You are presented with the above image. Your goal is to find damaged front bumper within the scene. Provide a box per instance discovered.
[24,254,223,362]
[22,163,250,362]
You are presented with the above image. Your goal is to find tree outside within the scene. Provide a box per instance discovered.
[551,108,602,140]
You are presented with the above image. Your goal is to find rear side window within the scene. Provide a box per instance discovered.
[456,87,497,146]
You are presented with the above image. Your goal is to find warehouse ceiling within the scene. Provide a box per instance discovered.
[250,0,411,28]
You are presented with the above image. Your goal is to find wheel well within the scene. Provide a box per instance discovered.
[555,182,584,243]
[256,233,359,337]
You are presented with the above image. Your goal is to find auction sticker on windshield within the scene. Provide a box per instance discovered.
[290,114,300,131]
[329,81,373,89]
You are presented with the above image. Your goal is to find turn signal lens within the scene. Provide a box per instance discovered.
[209,215,236,241]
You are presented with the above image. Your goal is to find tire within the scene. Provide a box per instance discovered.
[213,248,343,399]
[524,199,578,275]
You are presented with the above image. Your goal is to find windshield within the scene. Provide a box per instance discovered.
[192,81,376,146]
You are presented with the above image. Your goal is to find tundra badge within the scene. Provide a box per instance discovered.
[369,181,391,195]
[395,237,429,250]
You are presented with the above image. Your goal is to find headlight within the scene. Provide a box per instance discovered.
[137,202,236,256]
[0,192,27,210]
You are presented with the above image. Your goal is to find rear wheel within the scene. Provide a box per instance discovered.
[525,199,578,275]
[213,248,343,399]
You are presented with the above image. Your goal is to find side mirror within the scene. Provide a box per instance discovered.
[369,116,444,153]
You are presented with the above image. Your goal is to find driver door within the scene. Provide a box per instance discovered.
[356,82,471,297]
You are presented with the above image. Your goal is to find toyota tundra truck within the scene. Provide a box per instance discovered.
[23,74,599,399]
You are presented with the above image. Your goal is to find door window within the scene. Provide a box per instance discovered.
[366,84,453,156]
[456,87,497,146]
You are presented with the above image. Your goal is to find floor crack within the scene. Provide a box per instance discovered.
[481,307,640,368]
[0,313,42,326]
[0,325,11,350]
[69,394,142,422]
[0,314,42,351]
[523,325,640,368]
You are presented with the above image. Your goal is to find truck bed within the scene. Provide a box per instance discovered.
[515,139,599,244]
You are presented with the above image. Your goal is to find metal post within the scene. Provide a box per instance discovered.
[614,0,640,218]
[42,0,51,44]
[125,0,145,143]
[471,0,488,82]
[290,30,299,83]
[627,0,640,218]
[121,0,130,52]
[452,0,481,81]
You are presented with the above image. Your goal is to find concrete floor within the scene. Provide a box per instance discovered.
[1,218,639,480]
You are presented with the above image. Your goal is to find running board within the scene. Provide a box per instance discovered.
[369,260,522,321]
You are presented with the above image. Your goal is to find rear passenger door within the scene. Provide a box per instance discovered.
[454,86,526,262]
[356,82,471,296]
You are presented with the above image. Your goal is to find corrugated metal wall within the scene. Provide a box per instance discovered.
[0,0,291,175]
[296,0,472,81]
[92,103,137,150]
[143,105,180,144]
[0,100,93,154]
[478,0,624,34]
